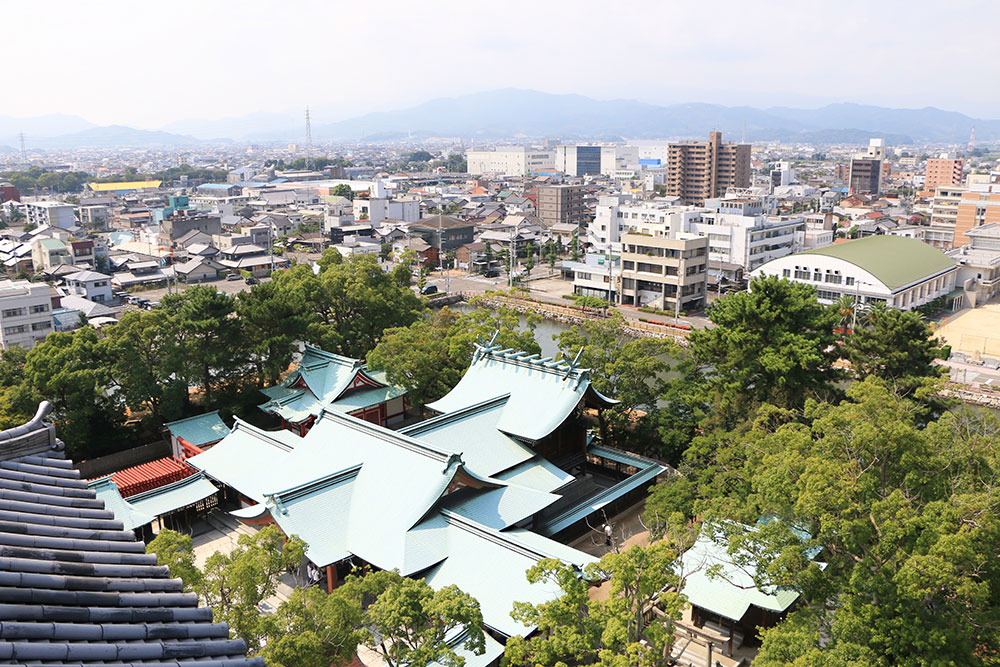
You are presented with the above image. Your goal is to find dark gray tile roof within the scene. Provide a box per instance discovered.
[0,403,263,665]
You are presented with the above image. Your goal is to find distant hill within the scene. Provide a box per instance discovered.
[31,125,202,149]
[308,89,998,144]
[8,90,1000,147]
[0,113,97,145]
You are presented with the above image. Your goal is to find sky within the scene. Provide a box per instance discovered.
[6,0,1000,127]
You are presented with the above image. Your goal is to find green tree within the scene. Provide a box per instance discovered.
[261,586,363,667]
[570,235,582,261]
[235,279,314,385]
[504,543,687,667]
[161,286,243,405]
[689,275,840,428]
[687,379,1000,666]
[146,529,203,592]
[199,525,306,654]
[841,306,949,409]
[100,309,185,424]
[21,327,126,457]
[331,184,354,200]
[555,313,676,455]
[344,569,485,667]
[316,253,424,357]
[367,306,539,412]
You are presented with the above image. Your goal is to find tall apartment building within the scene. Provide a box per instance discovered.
[537,184,588,227]
[665,132,751,205]
[848,139,885,195]
[924,157,964,190]
[955,191,1000,247]
[23,201,76,230]
[0,280,55,349]
[466,146,555,176]
[619,232,707,315]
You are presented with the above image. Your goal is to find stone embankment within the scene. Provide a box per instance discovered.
[471,295,690,344]
[941,383,1000,409]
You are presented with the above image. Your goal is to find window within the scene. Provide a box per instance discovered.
[1,308,25,318]
[783,269,791,278]
[3,325,26,335]
[794,270,810,280]
[825,273,843,284]
[30,304,48,314]
[813,271,823,281]
[31,321,50,331]
[845,276,856,286]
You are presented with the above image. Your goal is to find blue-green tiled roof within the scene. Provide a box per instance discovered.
[165,411,230,447]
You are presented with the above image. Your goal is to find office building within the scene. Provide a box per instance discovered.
[537,184,588,227]
[619,232,708,314]
[555,145,602,176]
[466,146,555,176]
[0,280,55,349]
[848,139,885,195]
[925,157,964,190]
[955,190,1000,247]
[665,132,751,205]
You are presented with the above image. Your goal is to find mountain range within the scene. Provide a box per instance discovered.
[4,89,998,149]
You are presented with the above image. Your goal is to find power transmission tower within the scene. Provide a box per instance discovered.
[968,125,976,152]
[305,106,313,170]
[18,132,27,164]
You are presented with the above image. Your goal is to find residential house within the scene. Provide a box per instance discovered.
[64,269,113,302]
[31,237,72,271]
[176,256,225,282]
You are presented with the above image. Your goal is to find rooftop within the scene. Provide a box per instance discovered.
[799,235,956,290]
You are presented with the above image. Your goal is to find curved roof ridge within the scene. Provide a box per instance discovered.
[798,235,955,290]
[319,410,458,465]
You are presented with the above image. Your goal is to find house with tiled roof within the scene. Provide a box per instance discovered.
[0,402,260,665]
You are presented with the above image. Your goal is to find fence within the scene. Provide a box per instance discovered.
[75,440,171,479]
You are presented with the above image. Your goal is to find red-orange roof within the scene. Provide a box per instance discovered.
[110,457,195,498]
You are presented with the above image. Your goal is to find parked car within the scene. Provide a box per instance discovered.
[245,276,260,285]
[420,285,439,295]
[483,269,500,278]
[226,273,241,281]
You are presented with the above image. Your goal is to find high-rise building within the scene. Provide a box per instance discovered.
[555,145,602,176]
[848,139,885,195]
[924,157,964,190]
[955,190,1000,247]
[665,132,751,205]
[537,184,588,227]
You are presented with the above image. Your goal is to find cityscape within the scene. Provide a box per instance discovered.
[0,2,998,666]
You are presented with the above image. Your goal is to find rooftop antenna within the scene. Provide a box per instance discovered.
[305,106,313,169]
[18,132,27,164]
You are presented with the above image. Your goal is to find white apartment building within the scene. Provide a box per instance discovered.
[466,146,555,176]
[0,280,55,349]
[589,194,803,273]
[23,201,76,230]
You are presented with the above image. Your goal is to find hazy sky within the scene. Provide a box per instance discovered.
[6,0,999,126]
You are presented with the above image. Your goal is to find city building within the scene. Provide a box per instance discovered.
[948,223,1000,308]
[408,215,476,253]
[537,184,588,227]
[954,190,1000,248]
[31,237,72,271]
[555,145,602,176]
[159,211,223,244]
[564,252,619,301]
[924,157,964,190]
[64,269,113,303]
[752,235,958,310]
[848,139,885,195]
[618,231,708,313]
[927,184,966,249]
[467,146,555,176]
[0,180,19,203]
[23,200,76,229]
[0,279,55,349]
[665,132,751,205]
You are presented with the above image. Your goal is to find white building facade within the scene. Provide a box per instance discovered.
[752,236,958,310]
[466,147,555,176]
[0,280,54,349]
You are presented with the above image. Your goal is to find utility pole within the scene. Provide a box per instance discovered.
[305,106,313,170]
